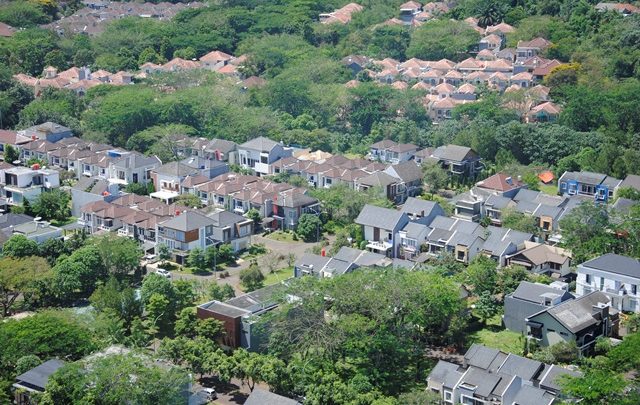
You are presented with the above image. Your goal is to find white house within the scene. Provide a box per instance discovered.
[237,137,292,176]
[2,167,60,205]
[576,253,640,313]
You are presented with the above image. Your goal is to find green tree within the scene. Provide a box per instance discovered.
[209,282,235,301]
[32,189,71,222]
[246,208,261,227]
[406,20,479,61]
[186,247,207,272]
[239,262,264,292]
[92,236,142,277]
[158,244,171,266]
[2,234,39,258]
[475,291,500,325]
[3,145,19,164]
[422,162,449,194]
[89,278,142,329]
[175,193,202,209]
[14,354,42,375]
[462,255,498,296]
[296,214,322,242]
[0,256,51,316]
[501,208,539,235]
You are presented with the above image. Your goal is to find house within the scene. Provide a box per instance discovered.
[424,216,485,264]
[199,50,234,70]
[341,55,369,75]
[595,2,639,15]
[203,209,254,252]
[526,291,618,354]
[427,344,578,405]
[516,37,552,61]
[558,171,622,202]
[506,241,572,277]
[480,227,534,267]
[504,281,574,334]
[156,210,219,264]
[483,194,516,226]
[528,101,561,123]
[479,34,502,51]
[576,253,640,313]
[2,167,60,206]
[237,137,292,176]
[368,139,417,163]
[70,176,120,217]
[399,1,422,25]
[201,139,238,163]
[79,200,136,234]
[12,220,63,244]
[355,204,410,258]
[19,122,73,143]
[400,197,445,224]
[197,282,285,350]
[244,389,301,405]
[272,189,320,231]
[383,161,423,203]
[108,152,161,186]
[320,2,363,24]
[357,171,401,201]
[430,144,483,178]
[397,222,431,260]
[0,130,32,154]
[476,172,526,198]
[151,161,201,199]
[13,359,65,405]
[618,174,640,193]
[294,246,392,278]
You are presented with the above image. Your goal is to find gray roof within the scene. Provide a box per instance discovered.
[295,253,331,272]
[199,283,284,318]
[498,353,543,382]
[539,364,581,392]
[402,222,429,239]
[240,136,280,152]
[513,188,541,203]
[429,215,457,230]
[581,253,640,279]
[400,197,442,218]
[359,171,399,187]
[620,174,640,191]
[560,171,621,188]
[322,258,354,276]
[511,385,555,405]
[14,359,65,391]
[384,161,422,182]
[244,389,300,405]
[153,161,200,177]
[160,211,216,231]
[612,197,638,215]
[482,227,532,256]
[510,281,572,304]
[335,247,389,267]
[205,139,237,154]
[533,291,612,334]
[459,367,502,398]
[205,210,250,228]
[72,176,110,195]
[533,204,562,219]
[197,301,250,318]
[25,121,71,136]
[484,194,512,210]
[0,213,34,230]
[355,205,407,230]
[428,360,463,389]
[464,344,504,371]
[112,152,160,169]
[431,144,477,162]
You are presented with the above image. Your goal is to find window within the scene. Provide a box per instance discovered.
[444,391,452,402]
[547,329,555,333]
[632,284,637,295]
[600,277,605,291]
[630,299,637,311]
[260,155,268,164]
[585,274,591,284]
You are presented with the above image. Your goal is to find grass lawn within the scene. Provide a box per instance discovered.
[468,314,524,355]
[51,216,77,227]
[266,231,299,243]
[264,267,293,286]
[539,183,558,196]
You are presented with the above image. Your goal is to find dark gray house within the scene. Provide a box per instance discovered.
[430,144,483,178]
[13,359,65,404]
[503,281,574,334]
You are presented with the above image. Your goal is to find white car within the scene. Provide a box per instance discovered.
[200,388,217,400]
[155,268,171,278]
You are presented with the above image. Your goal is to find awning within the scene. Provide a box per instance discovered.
[261,217,275,225]
[150,190,180,200]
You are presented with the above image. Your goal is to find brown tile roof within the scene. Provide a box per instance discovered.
[476,172,524,192]
[200,50,233,63]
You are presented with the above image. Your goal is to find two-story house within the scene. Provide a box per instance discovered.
[151,161,201,200]
[237,137,292,176]
[400,197,445,224]
[576,253,640,313]
[383,161,423,203]
[355,204,410,258]
[2,167,60,206]
[480,227,534,267]
[506,241,572,278]
[70,176,120,217]
[368,140,418,163]
[156,211,218,264]
[204,209,254,252]
[108,152,161,185]
[19,122,73,143]
[397,222,431,260]
[558,171,622,202]
[504,281,574,334]
[526,291,618,355]
[430,144,483,178]
[516,37,552,62]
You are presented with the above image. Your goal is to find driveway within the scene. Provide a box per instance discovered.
[168,234,323,294]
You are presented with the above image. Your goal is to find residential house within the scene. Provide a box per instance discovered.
[203,209,254,252]
[558,171,622,202]
[427,344,578,405]
[480,227,534,267]
[424,215,486,264]
[476,172,526,198]
[430,144,483,178]
[483,194,516,226]
[272,189,320,231]
[294,246,392,278]
[595,2,639,15]
[2,167,60,206]
[201,139,238,163]
[357,171,401,201]
[355,204,410,258]
[108,152,161,186]
[397,222,431,260]
[506,241,572,277]
[70,176,120,217]
[400,197,445,224]
[151,161,201,201]
[12,220,62,244]
[197,283,285,350]
[245,389,301,405]
[479,33,502,51]
[79,200,135,234]
[0,130,31,156]
[383,161,423,203]
[399,1,422,25]
[516,37,552,61]
[179,156,229,179]
[576,253,640,313]
[504,281,574,334]
[618,174,640,193]
[237,137,292,176]
[320,2,363,24]
[528,101,561,123]
[19,122,73,143]
[341,55,369,75]
[526,291,618,354]
[156,211,218,264]
[13,359,65,405]
[368,139,417,163]
[413,148,433,165]
[199,50,234,70]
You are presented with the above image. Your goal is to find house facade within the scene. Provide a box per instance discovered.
[237,137,292,176]
[355,204,410,258]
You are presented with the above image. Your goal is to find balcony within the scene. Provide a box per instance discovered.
[366,239,392,252]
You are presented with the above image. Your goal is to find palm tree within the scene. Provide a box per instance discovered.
[477,1,506,28]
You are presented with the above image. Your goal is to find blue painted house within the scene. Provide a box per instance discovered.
[558,171,622,203]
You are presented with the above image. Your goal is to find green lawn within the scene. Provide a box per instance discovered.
[264,267,293,286]
[539,183,558,196]
[266,231,299,243]
[468,315,524,355]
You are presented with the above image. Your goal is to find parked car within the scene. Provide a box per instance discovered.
[156,268,171,278]
[200,388,217,400]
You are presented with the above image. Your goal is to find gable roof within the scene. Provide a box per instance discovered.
[359,171,399,187]
[431,144,477,162]
[14,359,65,391]
[530,291,612,334]
[580,253,640,279]
[355,204,407,230]
[160,210,216,231]
[510,281,572,304]
[620,174,640,191]
[244,389,300,405]
[240,136,280,152]
[428,360,464,389]
[384,161,422,183]
[199,50,233,63]
[476,172,524,192]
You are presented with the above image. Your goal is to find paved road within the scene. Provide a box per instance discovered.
[167,234,324,294]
